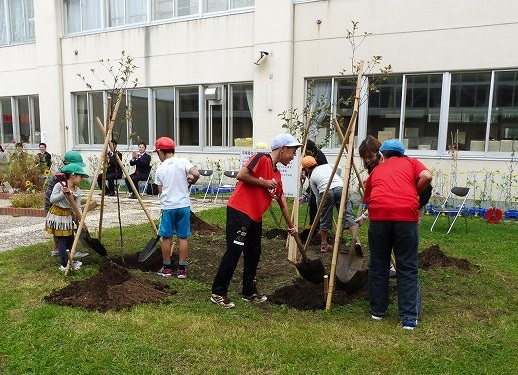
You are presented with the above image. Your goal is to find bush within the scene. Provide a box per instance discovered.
[10,192,45,208]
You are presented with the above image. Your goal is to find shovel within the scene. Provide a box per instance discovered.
[280,207,326,284]
[138,234,161,262]
[55,173,107,257]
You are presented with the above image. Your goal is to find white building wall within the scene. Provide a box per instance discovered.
[2,0,518,196]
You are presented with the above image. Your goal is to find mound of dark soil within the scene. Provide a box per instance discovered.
[418,245,473,270]
[44,261,175,312]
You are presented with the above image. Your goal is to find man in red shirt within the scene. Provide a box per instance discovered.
[364,139,432,330]
[211,133,301,308]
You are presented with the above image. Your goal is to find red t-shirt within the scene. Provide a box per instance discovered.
[228,153,283,222]
[364,157,427,222]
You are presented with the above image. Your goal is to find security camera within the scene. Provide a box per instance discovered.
[254,51,270,65]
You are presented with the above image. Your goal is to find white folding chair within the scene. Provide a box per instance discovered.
[214,170,238,202]
[430,186,471,234]
[190,169,214,202]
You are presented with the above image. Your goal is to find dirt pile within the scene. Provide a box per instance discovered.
[44,261,175,312]
[418,244,473,270]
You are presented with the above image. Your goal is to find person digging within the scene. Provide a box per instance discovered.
[300,155,362,256]
[210,133,301,309]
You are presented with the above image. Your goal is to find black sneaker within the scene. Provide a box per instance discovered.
[242,293,267,303]
[210,294,235,309]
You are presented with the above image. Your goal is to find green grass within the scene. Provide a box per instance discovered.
[1,210,518,374]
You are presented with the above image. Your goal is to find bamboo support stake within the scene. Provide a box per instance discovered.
[65,91,124,275]
[95,117,157,234]
[326,61,364,311]
[97,96,112,241]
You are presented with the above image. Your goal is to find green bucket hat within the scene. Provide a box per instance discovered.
[63,151,86,167]
[61,163,89,178]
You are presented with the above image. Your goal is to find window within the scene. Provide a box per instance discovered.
[490,71,518,152]
[308,79,332,147]
[177,86,199,146]
[64,0,101,34]
[448,72,491,151]
[75,92,105,145]
[0,96,39,144]
[73,82,252,148]
[403,74,442,151]
[230,83,253,146]
[0,98,14,143]
[203,0,254,13]
[0,0,35,45]
[127,88,149,145]
[108,0,147,27]
[367,75,403,143]
[155,87,175,138]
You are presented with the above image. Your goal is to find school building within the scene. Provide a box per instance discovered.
[1,0,518,203]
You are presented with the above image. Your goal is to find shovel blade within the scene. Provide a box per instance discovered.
[138,236,161,262]
[295,258,326,284]
[79,230,107,256]
[336,251,364,283]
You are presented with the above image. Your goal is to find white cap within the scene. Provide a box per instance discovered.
[270,133,303,150]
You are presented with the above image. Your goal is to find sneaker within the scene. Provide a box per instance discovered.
[59,261,82,271]
[157,266,172,278]
[210,294,235,309]
[402,318,418,330]
[51,250,59,257]
[242,293,267,304]
[321,243,332,253]
[371,315,383,321]
[177,269,187,279]
[73,251,89,259]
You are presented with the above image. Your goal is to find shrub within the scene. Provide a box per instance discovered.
[10,192,45,208]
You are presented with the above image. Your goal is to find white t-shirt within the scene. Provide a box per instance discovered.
[309,164,342,196]
[155,156,194,209]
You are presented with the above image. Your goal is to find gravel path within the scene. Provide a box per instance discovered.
[0,194,225,253]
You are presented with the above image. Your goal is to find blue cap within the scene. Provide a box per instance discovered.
[270,133,303,150]
[380,139,405,155]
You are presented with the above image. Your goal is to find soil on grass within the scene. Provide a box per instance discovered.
[45,213,474,312]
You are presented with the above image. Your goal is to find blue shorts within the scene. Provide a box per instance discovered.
[158,207,191,239]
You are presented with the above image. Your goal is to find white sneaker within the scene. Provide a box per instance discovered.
[73,251,89,259]
[50,250,59,257]
[59,261,82,271]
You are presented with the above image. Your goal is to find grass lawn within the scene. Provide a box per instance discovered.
[1,208,518,374]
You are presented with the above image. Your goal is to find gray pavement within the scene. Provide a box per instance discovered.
[0,193,225,253]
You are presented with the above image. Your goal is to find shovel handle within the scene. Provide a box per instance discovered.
[279,204,309,262]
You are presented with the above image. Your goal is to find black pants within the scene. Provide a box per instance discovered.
[211,206,262,296]
[125,173,149,193]
[98,172,123,193]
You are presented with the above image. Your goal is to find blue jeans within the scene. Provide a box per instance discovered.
[368,221,421,321]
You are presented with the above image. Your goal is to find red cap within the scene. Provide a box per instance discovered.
[154,137,176,151]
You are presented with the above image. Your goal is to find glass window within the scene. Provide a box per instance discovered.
[490,71,518,152]
[177,0,198,16]
[17,97,31,143]
[75,92,105,144]
[1,98,14,143]
[111,92,128,144]
[2,0,34,44]
[153,0,174,20]
[204,0,228,13]
[0,1,7,45]
[65,0,101,33]
[448,72,491,151]
[308,79,332,147]
[205,85,224,146]
[177,86,199,146]
[366,75,403,143]
[128,88,149,145]
[108,0,146,27]
[335,78,356,148]
[403,74,442,151]
[155,87,175,138]
[230,83,253,146]
[231,0,254,8]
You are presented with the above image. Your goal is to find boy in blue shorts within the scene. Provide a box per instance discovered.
[154,137,200,279]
